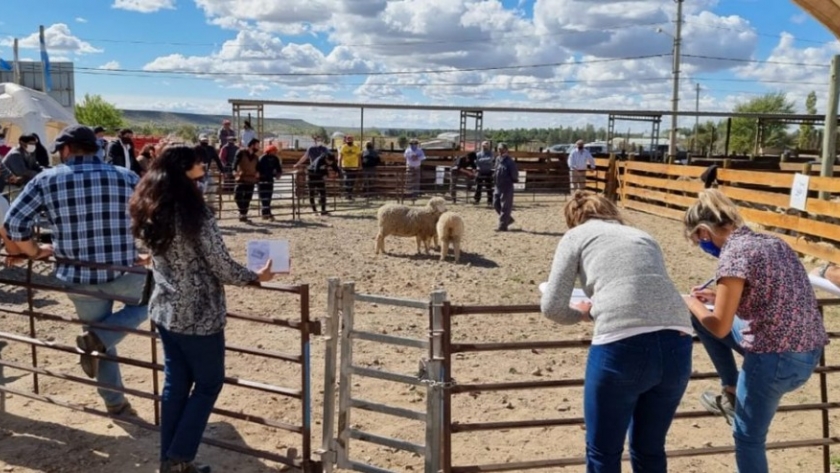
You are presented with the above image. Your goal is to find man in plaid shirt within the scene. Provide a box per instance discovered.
[3,125,148,417]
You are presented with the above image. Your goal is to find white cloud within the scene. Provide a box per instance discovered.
[791,13,808,25]
[734,32,840,112]
[99,60,121,70]
[2,23,102,54]
[75,17,88,23]
[131,0,837,129]
[112,0,176,13]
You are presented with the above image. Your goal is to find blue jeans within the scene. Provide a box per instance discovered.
[158,326,225,463]
[584,330,692,473]
[66,273,149,406]
[692,316,822,473]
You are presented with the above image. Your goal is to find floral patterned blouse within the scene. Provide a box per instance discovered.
[149,209,257,335]
[716,226,828,354]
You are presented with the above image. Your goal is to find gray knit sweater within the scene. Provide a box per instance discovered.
[540,219,691,338]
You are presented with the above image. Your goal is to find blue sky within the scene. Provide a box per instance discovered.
[0,0,838,130]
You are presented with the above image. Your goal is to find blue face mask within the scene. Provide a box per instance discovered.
[699,239,721,258]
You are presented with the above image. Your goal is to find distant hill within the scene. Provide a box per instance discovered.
[120,110,318,133]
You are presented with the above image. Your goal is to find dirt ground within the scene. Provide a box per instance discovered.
[1,195,839,473]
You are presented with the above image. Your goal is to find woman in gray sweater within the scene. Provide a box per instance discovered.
[130,146,274,473]
[540,191,692,473]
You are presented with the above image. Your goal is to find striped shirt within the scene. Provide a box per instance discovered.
[3,155,139,285]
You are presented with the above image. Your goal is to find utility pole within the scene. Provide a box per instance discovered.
[39,25,48,93]
[693,83,700,153]
[668,0,684,164]
[12,38,20,85]
[820,55,839,200]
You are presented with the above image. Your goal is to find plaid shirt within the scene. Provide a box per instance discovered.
[3,156,139,285]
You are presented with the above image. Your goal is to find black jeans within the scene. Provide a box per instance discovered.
[343,169,360,198]
[474,173,493,204]
[258,182,274,216]
[234,183,254,216]
[362,168,377,197]
[308,174,326,212]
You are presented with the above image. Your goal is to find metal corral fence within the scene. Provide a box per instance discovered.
[0,258,322,472]
[438,298,840,473]
[320,278,447,473]
[205,165,596,222]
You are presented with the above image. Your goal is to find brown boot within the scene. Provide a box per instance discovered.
[76,331,105,379]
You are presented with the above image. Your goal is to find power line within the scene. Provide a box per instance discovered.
[0,21,670,50]
[76,68,827,89]
[683,54,830,68]
[684,20,839,46]
[74,53,670,77]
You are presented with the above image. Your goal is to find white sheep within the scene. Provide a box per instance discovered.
[436,211,465,262]
[375,197,447,255]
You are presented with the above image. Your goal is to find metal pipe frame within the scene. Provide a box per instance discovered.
[0,260,321,472]
[440,299,840,473]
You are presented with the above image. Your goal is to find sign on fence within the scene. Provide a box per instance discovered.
[789,173,810,211]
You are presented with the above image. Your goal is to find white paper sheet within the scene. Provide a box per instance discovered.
[538,282,590,304]
[810,274,840,297]
[246,240,291,274]
[789,173,810,211]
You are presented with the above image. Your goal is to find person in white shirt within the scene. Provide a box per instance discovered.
[240,120,256,148]
[567,140,596,192]
[404,138,425,199]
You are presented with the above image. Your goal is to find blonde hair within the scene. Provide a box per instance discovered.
[683,189,744,239]
[564,191,625,228]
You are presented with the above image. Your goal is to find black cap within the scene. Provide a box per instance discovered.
[51,125,98,153]
[93,126,105,134]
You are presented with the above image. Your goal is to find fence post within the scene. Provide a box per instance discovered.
[320,278,341,473]
[425,290,446,473]
[336,282,356,469]
[818,304,830,473]
[0,340,6,413]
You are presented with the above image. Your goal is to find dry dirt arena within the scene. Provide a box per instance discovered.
[0,196,839,473]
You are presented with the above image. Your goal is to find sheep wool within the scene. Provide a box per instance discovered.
[375,197,447,255]
[436,211,465,262]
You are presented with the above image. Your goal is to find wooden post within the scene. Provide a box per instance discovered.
[820,55,840,200]
[336,282,355,469]
[319,278,341,473]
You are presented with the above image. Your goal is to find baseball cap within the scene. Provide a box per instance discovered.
[199,133,209,142]
[265,145,279,154]
[51,125,98,153]
[93,126,105,134]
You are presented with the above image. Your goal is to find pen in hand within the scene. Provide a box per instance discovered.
[697,277,716,291]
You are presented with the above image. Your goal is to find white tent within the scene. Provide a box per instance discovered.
[0,82,77,158]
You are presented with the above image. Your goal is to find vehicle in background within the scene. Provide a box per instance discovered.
[543,143,573,154]
[584,142,609,155]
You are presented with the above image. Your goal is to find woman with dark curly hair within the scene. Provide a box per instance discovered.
[129,145,274,473]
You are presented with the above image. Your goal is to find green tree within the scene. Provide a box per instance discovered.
[314,127,329,142]
[74,94,124,131]
[728,92,795,154]
[175,124,199,143]
[798,91,818,150]
[398,135,408,149]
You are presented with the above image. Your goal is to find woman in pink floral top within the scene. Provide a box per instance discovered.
[683,189,827,473]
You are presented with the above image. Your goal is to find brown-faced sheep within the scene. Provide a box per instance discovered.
[375,197,447,255]
[436,211,465,262]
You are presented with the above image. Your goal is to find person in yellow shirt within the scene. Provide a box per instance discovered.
[339,135,362,200]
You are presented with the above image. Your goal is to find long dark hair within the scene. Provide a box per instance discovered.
[129,145,206,254]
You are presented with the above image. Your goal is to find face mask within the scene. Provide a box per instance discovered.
[26,144,36,153]
[699,239,721,258]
